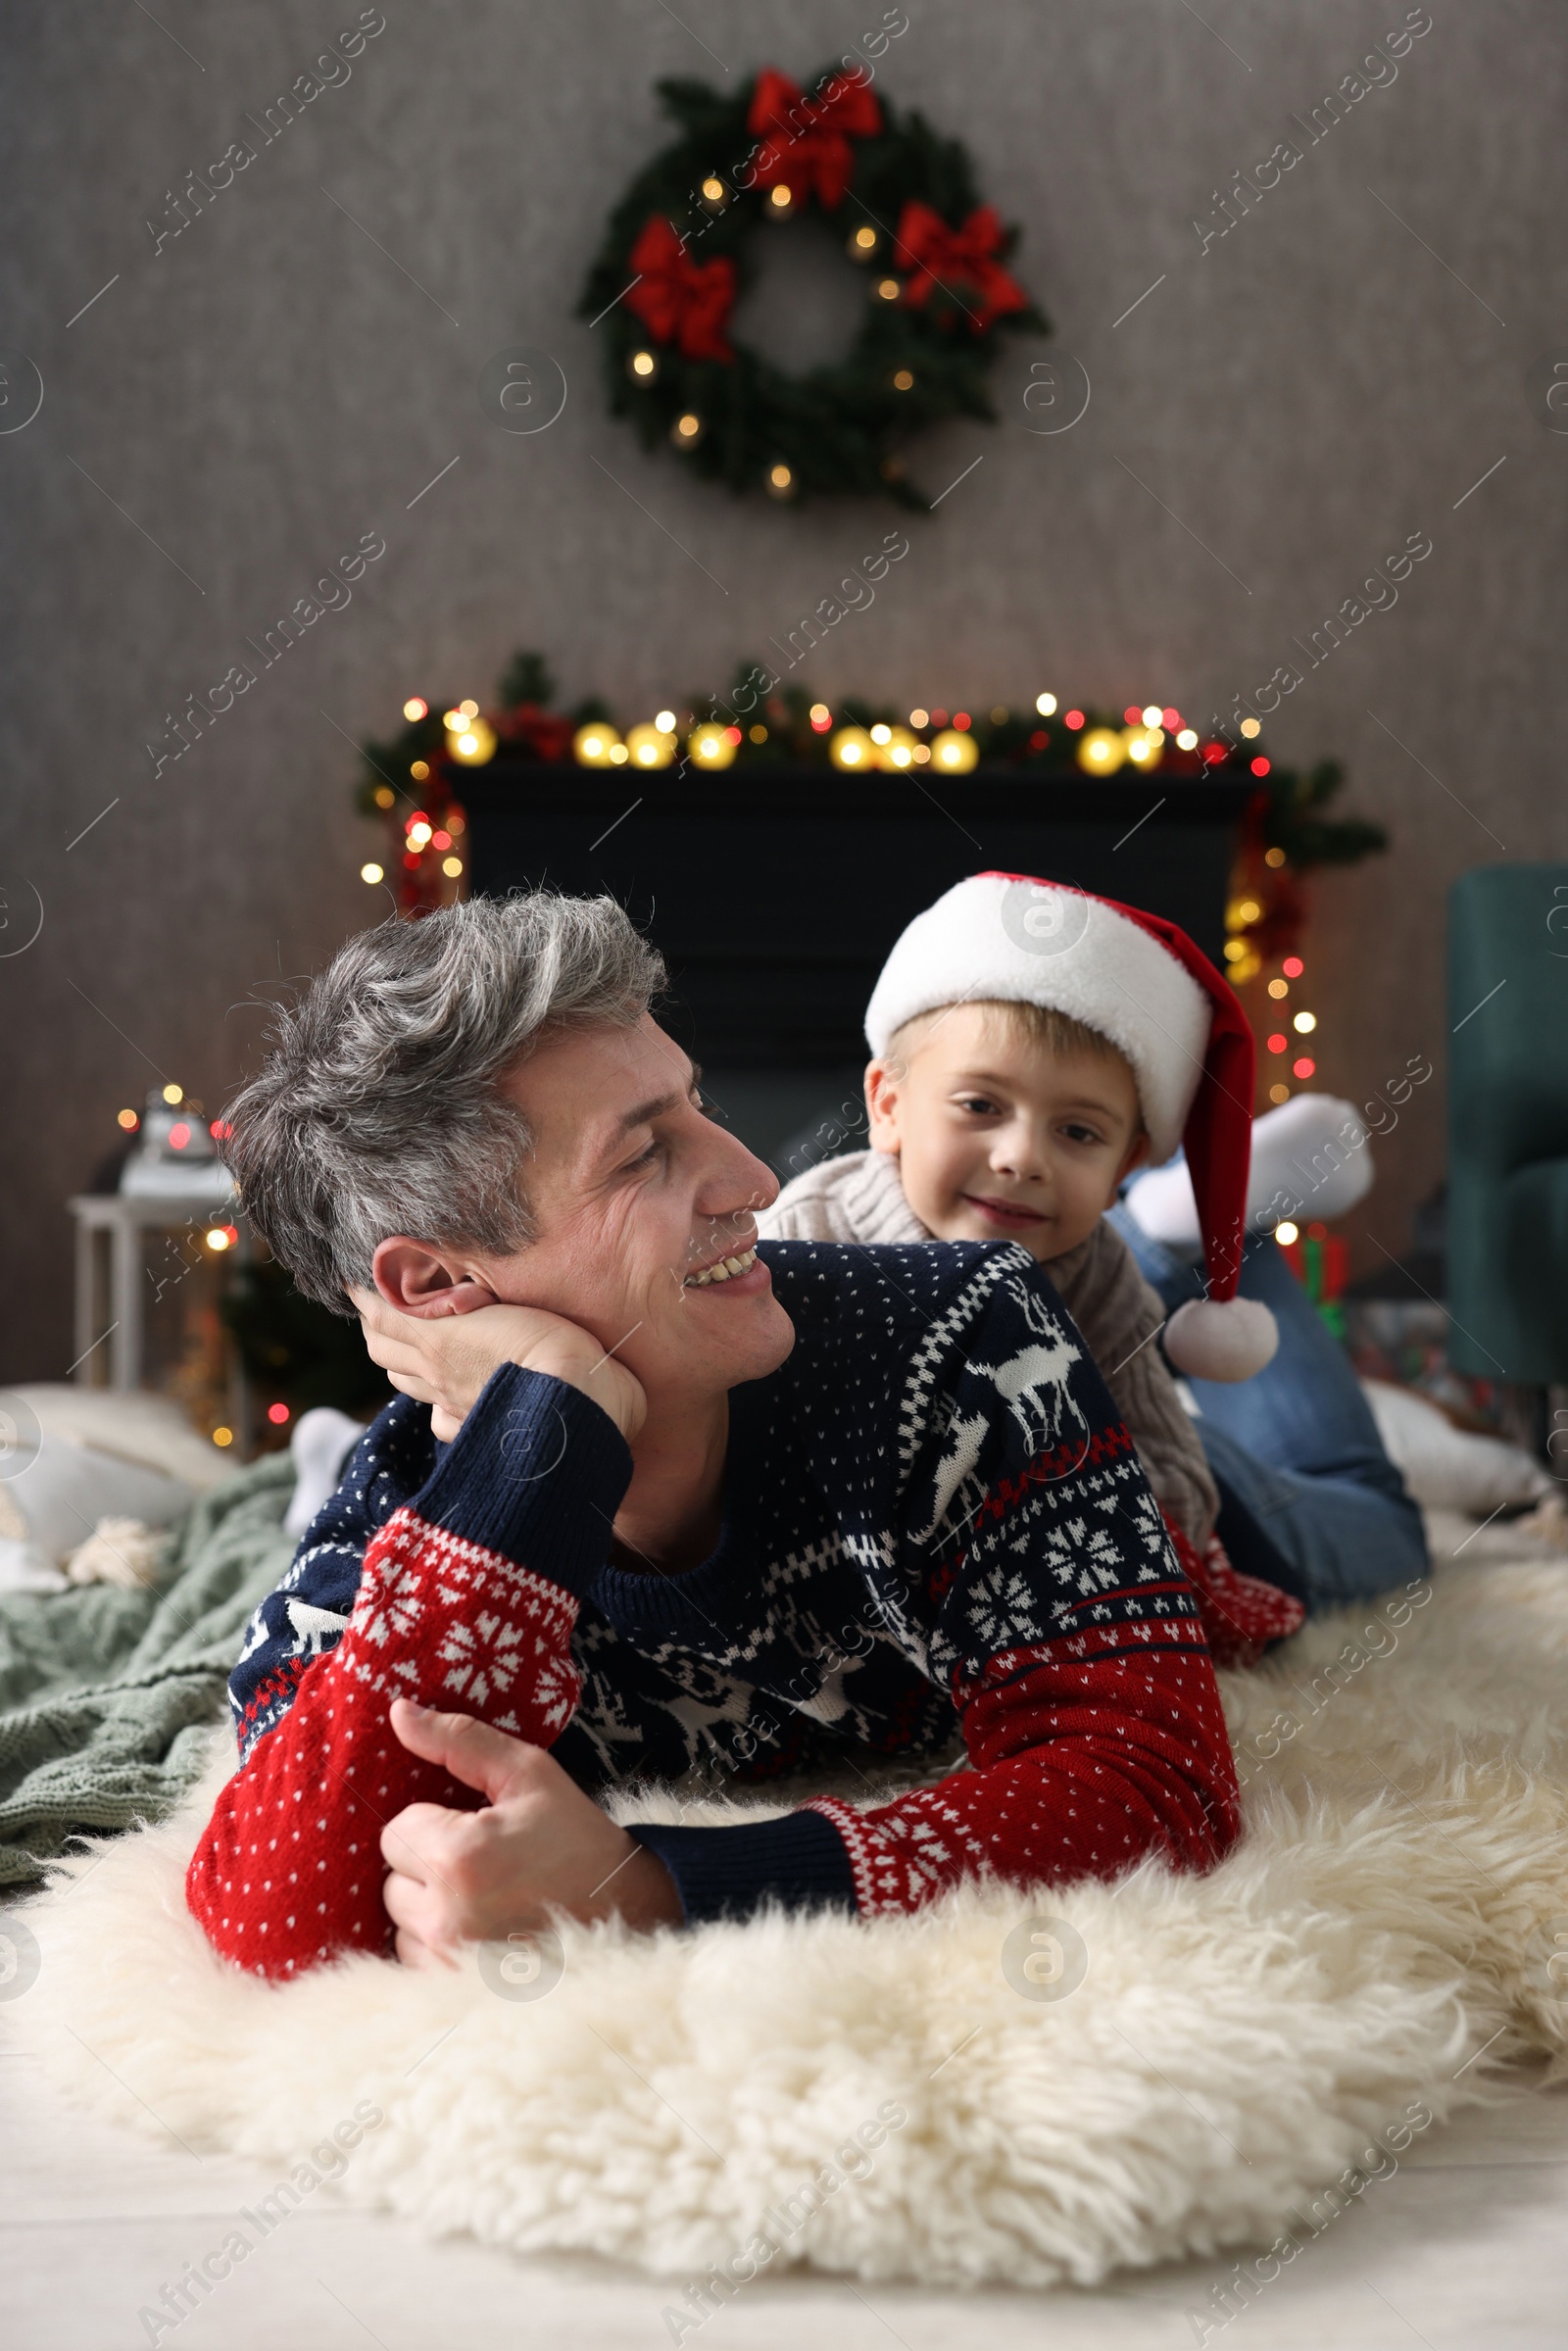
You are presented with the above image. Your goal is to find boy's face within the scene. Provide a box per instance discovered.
[865,1003,1149,1262]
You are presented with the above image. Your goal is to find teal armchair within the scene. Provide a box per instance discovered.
[1446,863,1568,1382]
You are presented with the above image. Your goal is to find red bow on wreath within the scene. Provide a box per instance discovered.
[624,215,738,361]
[746,67,882,210]
[892,200,1029,331]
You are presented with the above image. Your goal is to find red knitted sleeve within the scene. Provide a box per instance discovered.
[186,1506,584,1980]
[803,1631,1241,1915]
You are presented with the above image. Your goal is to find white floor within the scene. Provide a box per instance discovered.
[5,2031,1566,2351]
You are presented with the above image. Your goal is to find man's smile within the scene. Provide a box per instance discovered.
[683,1243,764,1289]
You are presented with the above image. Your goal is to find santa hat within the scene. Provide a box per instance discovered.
[864,871,1278,1382]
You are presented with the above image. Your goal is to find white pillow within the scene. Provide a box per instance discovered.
[1359,1378,1551,1516]
[0,1436,198,1593]
[3,1385,231,1493]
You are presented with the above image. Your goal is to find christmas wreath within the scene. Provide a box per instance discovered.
[576,63,1048,508]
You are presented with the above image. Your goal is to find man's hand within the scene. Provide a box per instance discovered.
[350,1288,647,1445]
[379,1698,681,1966]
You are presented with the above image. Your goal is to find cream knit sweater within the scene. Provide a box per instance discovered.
[760,1149,1220,1547]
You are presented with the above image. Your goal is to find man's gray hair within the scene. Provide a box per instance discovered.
[223,892,665,1310]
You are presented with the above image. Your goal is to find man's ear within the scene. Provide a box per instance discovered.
[371,1237,499,1319]
[864,1057,904,1156]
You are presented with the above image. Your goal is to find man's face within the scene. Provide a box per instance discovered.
[866,1003,1148,1262]
[473,1016,795,1402]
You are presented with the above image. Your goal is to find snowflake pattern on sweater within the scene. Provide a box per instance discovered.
[192,1241,1241,1973]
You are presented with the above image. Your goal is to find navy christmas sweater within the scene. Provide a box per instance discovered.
[188,1241,1241,1977]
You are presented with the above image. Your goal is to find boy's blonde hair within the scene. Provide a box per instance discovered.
[888,996,1128,1065]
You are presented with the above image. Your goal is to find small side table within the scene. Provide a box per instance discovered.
[69,1194,255,1447]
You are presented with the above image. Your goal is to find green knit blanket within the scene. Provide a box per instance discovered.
[0,1454,295,1886]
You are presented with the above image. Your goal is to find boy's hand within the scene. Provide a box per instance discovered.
[350,1287,647,1445]
[380,1699,681,1964]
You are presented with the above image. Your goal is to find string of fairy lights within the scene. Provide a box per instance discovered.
[561,694,1275,780]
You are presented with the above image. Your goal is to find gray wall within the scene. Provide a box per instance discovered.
[3,0,1564,1378]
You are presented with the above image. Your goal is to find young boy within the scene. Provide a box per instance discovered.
[760,871,1305,1661]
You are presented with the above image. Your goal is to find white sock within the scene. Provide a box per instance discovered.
[1124,1095,1375,1249]
[284,1407,368,1539]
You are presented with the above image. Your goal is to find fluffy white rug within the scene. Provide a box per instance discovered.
[12,1516,1568,2294]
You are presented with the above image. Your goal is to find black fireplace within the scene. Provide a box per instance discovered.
[464,762,1252,1170]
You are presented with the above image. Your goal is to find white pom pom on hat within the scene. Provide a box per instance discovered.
[865,871,1278,1382]
[1163,1296,1279,1382]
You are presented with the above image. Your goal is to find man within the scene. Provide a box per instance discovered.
[188,893,1239,1980]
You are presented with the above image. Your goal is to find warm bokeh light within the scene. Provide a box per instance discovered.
[402,697,427,721]
[1283,955,1304,977]
[117,1107,139,1132]
[361,862,384,885]
[830,726,874,770]
[573,724,621,767]
[1035,692,1057,715]
[442,856,464,878]
[1267,977,1290,999]
[688,723,738,768]
[205,1226,230,1251]
[1275,1220,1299,1247]
[1268,1082,1292,1104]
[267,1401,291,1426]
[655,710,677,733]
[809,703,833,731]
[163,1083,182,1104]
[212,1426,233,1447]
[449,718,497,765]
[1293,1010,1317,1033]
[625,721,676,769]
[1077,726,1127,775]
[1267,1033,1288,1053]
[1293,1056,1316,1079]
[930,728,979,774]
[1240,717,1261,739]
